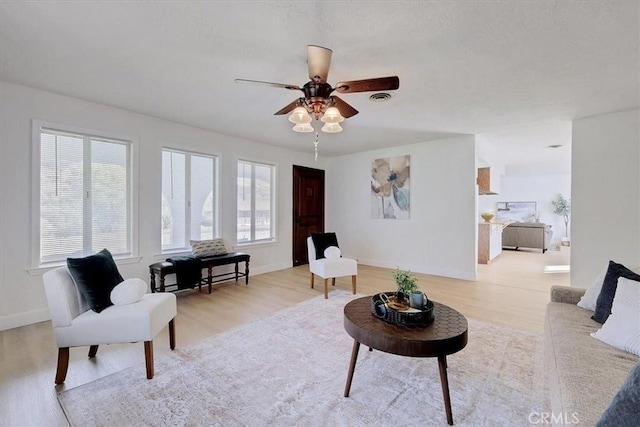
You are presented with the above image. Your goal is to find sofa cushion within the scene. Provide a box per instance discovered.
[592,261,640,323]
[67,249,124,313]
[595,362,640,427]
[545,302,639,426]
[592,278,640,356]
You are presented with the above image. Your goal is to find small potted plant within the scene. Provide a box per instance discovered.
[392,268,419,305]
[552,193,571,246]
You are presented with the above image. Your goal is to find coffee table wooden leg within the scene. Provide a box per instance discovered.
[438,354,454,425]
[344,340,361,397]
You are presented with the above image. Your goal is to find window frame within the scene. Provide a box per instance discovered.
[161,147,220,253]
[236,158,277,246]
[30,120,139,271]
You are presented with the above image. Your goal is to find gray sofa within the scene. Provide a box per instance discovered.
[502,222,553,253]
[545,286,639,426]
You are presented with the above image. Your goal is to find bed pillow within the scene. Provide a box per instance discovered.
[67,249,123,313]
[591,278,640,356]
[110,278,147,306]
[311,232,339,260]
[592,261,640,323]
[190,239,228,258]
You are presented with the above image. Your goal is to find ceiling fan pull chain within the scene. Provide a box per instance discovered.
[314,132,319,162]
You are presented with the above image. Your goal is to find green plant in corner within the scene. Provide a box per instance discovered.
[392,268,418,296]
[551,193,571,238]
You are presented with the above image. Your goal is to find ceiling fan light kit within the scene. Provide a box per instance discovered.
[320,106,344,124]
[292,123,314,133]
[288,106,312,124]
[236,45,399,154]
[321,122,343,133]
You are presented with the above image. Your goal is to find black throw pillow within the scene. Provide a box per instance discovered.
[311,232,339,260]
[67,249,124,313]
[592,260,640,323]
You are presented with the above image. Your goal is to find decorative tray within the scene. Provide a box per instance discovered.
[371,291,434,328]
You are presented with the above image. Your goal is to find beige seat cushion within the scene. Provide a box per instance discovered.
[545,302,638,426]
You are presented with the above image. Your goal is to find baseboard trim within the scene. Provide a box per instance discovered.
[250,261,293,276]
[357,258,476,281]
[0,308,50,331]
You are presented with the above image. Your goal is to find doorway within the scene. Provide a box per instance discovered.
[292,165,325,266]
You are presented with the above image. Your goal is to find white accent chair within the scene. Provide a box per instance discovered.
[307,236,358,299]
[43,267,177,384]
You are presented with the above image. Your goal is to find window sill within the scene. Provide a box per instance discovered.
[236,239,278,249]
[27,256,143,276]
[154,250,192,261]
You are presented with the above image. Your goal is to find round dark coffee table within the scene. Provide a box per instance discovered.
[343,296,468,425]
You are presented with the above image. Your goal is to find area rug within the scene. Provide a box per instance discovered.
[58,292,548,426]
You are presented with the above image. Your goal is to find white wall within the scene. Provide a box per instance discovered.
[0,82,321,330]
[478,173,571,242]
[571,109,640,287]
[326,136,477,281]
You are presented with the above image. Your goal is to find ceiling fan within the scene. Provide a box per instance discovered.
[235,45,399,133]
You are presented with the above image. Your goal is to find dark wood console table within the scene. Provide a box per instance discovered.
[343,297,468,425]
[149,252,250,294]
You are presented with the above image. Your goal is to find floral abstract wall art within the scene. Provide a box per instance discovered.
[371,155,410,219]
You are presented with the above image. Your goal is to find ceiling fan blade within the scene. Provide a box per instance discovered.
[307,45,332,83]
[334,76,399,94]
[235,79,301,91]
[274,99,302,115]
[331,96,359,118]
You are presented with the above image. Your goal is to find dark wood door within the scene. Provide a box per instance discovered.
[293,165,325,266]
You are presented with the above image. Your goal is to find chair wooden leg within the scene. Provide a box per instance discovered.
[352,275,357,294]
[144,341,154,379]
[332,277,336,286]
[88,345,99,358]
[169,318,176,350]
[324,278,329,299]
[310,272,314,289]
[55,347,69,385]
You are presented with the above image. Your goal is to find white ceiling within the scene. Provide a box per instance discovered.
[1,1,638,161]
[477,121,572,176]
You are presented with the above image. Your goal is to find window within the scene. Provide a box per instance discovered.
[237,160,276,244]
[161,149,218,251]
[35,125,133,266]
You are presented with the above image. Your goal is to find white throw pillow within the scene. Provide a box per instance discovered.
[591,278,640,356]
[324,246,341,259]
[110,278,147,306]
[577,265,609,311]
[578,264,640,311]
[190,238,228,258]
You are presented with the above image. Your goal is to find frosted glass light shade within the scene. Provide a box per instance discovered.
[293,123,314,133]
[288,107,312,124]
[321,122,342,133]
[320,107,344,123]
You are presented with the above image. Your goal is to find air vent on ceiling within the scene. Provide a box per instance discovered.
[369,93,392,102]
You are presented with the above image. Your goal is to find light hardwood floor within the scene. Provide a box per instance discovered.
[0,247,570,426]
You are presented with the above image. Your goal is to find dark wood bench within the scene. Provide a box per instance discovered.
[149,252,250,294]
